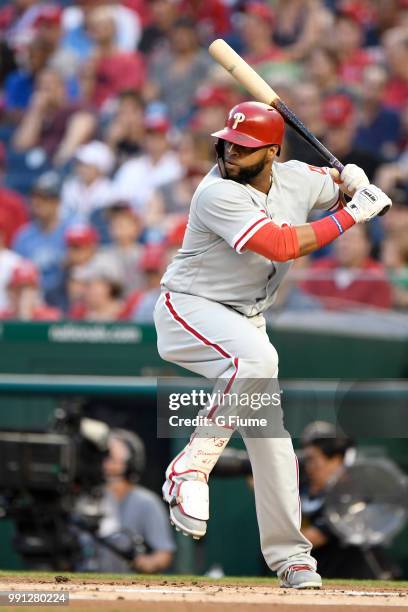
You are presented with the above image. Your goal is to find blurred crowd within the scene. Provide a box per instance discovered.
[0,0,407,321]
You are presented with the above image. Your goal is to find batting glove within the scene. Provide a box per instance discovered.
[330,164,369,196]
[344,184,392,223]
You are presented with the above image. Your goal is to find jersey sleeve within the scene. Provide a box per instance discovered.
[195,181,270,254]
[306,165,341,212]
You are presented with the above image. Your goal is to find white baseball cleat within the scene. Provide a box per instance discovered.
[162,461,209,540]
[279,565,322,589]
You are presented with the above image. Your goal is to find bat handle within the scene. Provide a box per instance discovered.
[330,158,344,174]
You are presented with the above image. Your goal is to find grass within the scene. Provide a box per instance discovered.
[0,571,408,589]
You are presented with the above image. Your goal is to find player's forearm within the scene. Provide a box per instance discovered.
[245,210,355,262]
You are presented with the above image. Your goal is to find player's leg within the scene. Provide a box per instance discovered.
[240,315,320,588]
[154,291,280,539]
[243,435,320,586]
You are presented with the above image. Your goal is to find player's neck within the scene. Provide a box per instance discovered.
[247,164,273,195]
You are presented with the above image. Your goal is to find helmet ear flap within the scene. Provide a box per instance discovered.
[215,139,227,178]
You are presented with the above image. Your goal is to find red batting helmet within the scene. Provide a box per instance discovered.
[211,101,285,149]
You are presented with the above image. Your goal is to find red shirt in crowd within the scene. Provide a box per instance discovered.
[337,49,373,84]
[0,187,28,246]
[91,52,146,109]
[383,77,408,111]
[301,257,392,310]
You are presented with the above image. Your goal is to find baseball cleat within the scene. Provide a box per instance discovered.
[279,565,322,589]
[163,469,209,540]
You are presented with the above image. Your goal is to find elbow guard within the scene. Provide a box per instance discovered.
[245,221,300,261]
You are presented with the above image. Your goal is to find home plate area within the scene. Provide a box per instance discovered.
[0,576,408,612]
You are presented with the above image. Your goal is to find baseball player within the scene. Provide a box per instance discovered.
[153,102,391,588]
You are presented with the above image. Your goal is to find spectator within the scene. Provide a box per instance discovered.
[78,429,175,573]
[69,257,125,321]
[380,189,408,309]
[178,0,231,41]
[12,68,96,166]
[138,0,178,57]
[61,224,99,313]
[332,11,374,86]
[0,144,28,246]
[322,94,382,180]
[0,0,47,51]
[129,244,167,323]
[190,85,233,138]
[300,421,399,578]
[62,0,142,61]
[147,168,202,232]
[61,141,115,222]
[105,91,145,163]
[273,0,331,61]
[284,83,328,166]
[381,27,408,111]
[239,2,301,85]
[306,47,345,98]
[0,260,61,321]
[4,35,52,118]
[354,65,401,161]
[12,172,71,308]
[0,212,21,311]
[147,17,212,126]
[113,115,183,214]
[83,6,146,111]
[98,203,145,295]
[33,6,79,83]
[301,224,392,310]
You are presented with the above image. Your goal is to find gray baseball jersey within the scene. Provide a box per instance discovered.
[161,160,339,317]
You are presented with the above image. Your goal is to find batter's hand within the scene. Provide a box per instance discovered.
[345,184,392,223]
[330,164,369,196]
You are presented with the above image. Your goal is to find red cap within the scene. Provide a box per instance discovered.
[140,244,166,272]
[245,2,275,26]
[167,217,187,248]
[34,6,62,27]
[65,225,99,248]
[145,116,171,134]
[322,94,354,127]
[9,261,39,288]
[195,86,231,108]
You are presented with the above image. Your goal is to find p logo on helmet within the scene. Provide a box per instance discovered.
[232,112,246,130]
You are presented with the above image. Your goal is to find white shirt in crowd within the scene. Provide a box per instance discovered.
[61,177,116,222]
[113,152,183,214]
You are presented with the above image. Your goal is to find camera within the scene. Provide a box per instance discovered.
[0,403,143,570]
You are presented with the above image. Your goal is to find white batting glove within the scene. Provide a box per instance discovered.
[329,164,369,196]
[344,184,392,223]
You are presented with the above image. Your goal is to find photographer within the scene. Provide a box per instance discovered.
[79,429,175,574]
[300,421,398,579]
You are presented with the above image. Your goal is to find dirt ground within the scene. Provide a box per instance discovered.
[0,575,407,612]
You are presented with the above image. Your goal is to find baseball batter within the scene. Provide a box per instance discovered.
[153,102,391,588]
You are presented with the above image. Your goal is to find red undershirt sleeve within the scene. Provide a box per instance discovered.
[245,209,355,262]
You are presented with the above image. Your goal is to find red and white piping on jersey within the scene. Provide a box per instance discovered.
[164,291,239,492]
[232,215,270,253]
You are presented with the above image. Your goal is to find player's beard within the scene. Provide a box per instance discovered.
[225,156,267,184]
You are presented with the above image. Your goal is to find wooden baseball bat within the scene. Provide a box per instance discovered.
[208,39,390,215]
